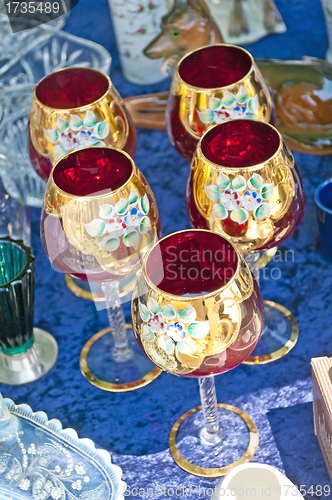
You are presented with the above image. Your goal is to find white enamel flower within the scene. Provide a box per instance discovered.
[123,208,143,228]
[148,314,166,336]
[76,130,101,147]
[166,322,188,342]
[219,190,240,211]
[240,190,263,211]
[59,132,79,151]
[106,218,126,237]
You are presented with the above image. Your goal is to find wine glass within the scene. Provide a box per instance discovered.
[29,66,137,301]
[28,66,137,182]
[166,44,274,162]
[132,229,264,477]
[0,237,57,385]
[187,118,305,364]
[41,146,162,391]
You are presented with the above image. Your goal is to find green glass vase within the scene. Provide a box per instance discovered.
[0,237,57,385]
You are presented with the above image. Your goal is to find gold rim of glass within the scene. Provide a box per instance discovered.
[142,228,242,303]
[34,67,112,112]
[49,146,136,200]
[176,43,255,93]
[197,118,284,173]
[169,403,259,477]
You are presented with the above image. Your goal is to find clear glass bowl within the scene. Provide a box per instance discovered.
[0,29,112,206]
[0,106,46,207]
[0,13,68,66]
[0,25,112,84]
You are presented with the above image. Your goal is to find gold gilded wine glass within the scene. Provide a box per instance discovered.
[41,146,162,391]
[188,119,305,364]
[28,66,137,181]
[132,229,264,477]
[29,66,137,302]
[166,43,273,162]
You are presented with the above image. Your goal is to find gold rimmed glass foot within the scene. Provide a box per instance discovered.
[80,324,162,392]
[169,403,258,478]
[65,272,139,302]
[0,328,58,385]
[243,300,299,365]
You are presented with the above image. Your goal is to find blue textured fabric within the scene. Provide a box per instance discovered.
[1,0,332,498]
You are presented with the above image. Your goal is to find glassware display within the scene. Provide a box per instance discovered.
[187,119,305,364]
[0,107,46,208]
[166,44,274,162]
[0,152,31,245]
[132,229,264,476]
[41,146,162,391]
[0,393,125,499]
[28,67,137,182]
[0,25,111,86]
[0,237,57,385]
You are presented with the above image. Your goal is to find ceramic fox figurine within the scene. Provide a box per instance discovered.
[143,0,223,76]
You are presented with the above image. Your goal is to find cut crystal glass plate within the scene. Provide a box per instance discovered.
[0,30,112,206]
[0,395,125,500]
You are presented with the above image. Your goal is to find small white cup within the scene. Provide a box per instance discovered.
[210,463,304,499]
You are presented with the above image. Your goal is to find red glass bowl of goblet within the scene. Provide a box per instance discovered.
[29,67,137,181]
[166,44,274,162]
[132,229,264,476]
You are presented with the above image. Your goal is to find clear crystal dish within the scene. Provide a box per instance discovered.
[0,25,112,85]
[0,30,112,206]
[0,106,46,207]
[0,8,68,65]
[0,395,126,499]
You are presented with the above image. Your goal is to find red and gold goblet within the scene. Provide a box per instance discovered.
[132,229,264,477]
[187,119,305,363]
[29,66,138,301]
[29,67,137,182]
[166,44,273,162]
[41,146,162,391]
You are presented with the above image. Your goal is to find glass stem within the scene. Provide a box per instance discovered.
[245,252,260,287]
[101,281,132,363]
[199,376,221,443]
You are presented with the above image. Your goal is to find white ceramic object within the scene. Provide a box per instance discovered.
[206,0,286,45]
[108,0,172,84]
[321,0,332,63]
[210,463,304,500]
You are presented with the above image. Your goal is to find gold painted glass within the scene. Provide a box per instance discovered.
[42,147,159,282]
[166,44,273,161]
[187,119,305,364]
[41,146,162,391]
[189,119,305,253]
[131,229,264,476]
[29,67,137,182]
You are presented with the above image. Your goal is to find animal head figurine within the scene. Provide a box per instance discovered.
[143,0,223,76]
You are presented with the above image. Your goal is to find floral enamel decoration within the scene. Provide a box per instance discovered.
[197,87,259,125]
[84,190,150,251]
[43,111,110,159]
[139,298,210,360]
[205,172,274,225]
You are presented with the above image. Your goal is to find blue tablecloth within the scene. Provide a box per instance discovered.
[1,1,332,498]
